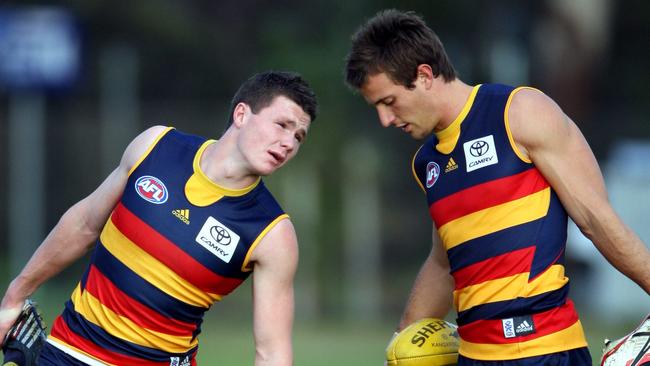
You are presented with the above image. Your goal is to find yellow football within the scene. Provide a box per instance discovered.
[386,318,460,366]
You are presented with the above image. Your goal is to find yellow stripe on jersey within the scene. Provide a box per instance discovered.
[526,264,569,297]
[71,286,197,353]
[504,87,542,164]
[454,264,568,312]
[439,187,550,250]
[435,85,481,154]
[100,220,220,308]
[241,214,290,272]
[186,140,261,207]
[185,173,225,207]
[454,273,529,313]
[128,127,174,177]
[459,320,587,360]
[411,145,426,193]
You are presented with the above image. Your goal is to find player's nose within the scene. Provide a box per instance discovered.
[377,106,395,128]
[280,133,296,155]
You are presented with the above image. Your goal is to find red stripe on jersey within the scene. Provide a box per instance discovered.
[458,300,580,344]
[84,265,196,336]
[49,316,68,341]
[111,203,243,295]
[430,168,549,227]
[453,246,535,289]
[50,316,172,366]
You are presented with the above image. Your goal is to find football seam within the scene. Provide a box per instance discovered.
[394,352,458,360]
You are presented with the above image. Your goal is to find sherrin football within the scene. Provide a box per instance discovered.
[386,318,460,366]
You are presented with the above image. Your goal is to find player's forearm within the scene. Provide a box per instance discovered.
[587,221,650,294]
[254,315,293,366]
[253,307,293,366]
[575,202,650,294]
[399,286,453,331]
[254,348,292,366]
[6,204,99,301]
[398,256,454,330]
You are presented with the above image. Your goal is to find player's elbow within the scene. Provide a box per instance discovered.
[571,201,615,244]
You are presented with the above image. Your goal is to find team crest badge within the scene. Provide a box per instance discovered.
[425,162,441,188]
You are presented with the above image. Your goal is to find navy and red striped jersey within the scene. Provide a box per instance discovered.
[412,84,587,360]
[49,128,288,365]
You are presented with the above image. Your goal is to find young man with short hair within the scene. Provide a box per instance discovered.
[1,71,317,366]
[345,9,650,366]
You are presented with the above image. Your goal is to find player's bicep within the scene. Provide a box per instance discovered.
[508,90,609,233]
[75,125,170,234]
[250,219,297,360]
[430,226,451,274]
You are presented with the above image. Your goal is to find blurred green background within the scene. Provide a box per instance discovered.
[1,1,649,365]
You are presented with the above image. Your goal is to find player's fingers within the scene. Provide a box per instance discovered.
[0,307,21,326]
[0,307,22,343]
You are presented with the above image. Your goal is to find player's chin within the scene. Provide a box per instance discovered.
[410,130,429,140]
[256,161,283,176]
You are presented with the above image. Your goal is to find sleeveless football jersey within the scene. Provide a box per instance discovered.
[412,84,588,361]
[48,128,288,365]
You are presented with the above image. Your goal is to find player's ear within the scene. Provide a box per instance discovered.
[416,64,434,89]
[232,102,249,128]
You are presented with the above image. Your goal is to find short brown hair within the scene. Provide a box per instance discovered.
[228,71,318,126]
[345,9,457,90]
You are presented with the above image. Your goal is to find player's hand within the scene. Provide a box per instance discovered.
[2,299,48,366]
[385,318,459,366]
[0,300,24,346]
[383,332,399,366]
[0,293,27,344]
[601,313,650,366]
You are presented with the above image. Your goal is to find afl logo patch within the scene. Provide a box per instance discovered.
[135,175,169,204]
[425,162,440,188]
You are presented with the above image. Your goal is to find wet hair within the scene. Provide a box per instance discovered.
[345,9,457,90]
[227,71,318,126]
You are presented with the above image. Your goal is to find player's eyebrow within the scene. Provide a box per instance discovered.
[373,96,393,106]
[280,118,297,127]
[365,93,391,106]
[279,118,309,141]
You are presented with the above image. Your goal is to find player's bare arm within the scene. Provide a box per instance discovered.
[249,218,298,366]
[398,227,454,331]
[508,89,650,294]
[0,125,169,341]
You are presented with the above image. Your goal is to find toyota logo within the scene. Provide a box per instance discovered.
[469,140,489,157]
[210,225,231,245]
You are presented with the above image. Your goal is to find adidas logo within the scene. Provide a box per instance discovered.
[169,356,191,366]
[445,157,458,173]
[516,320,533,333]
[172,209,190,225]
[502,316,535,338]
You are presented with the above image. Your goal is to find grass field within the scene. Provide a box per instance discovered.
[195,319,390,365]
[194,315,634,365]
[26,284,640,366]
[29,284,393,365]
